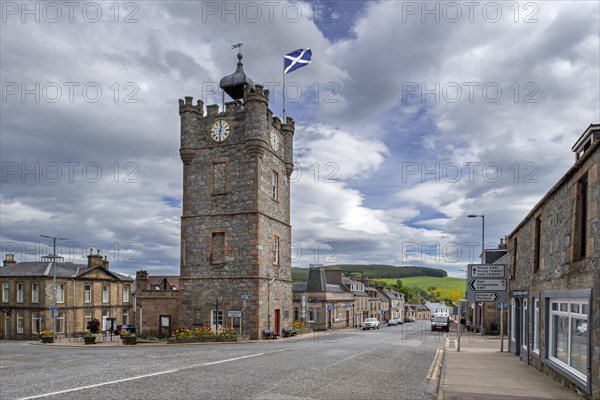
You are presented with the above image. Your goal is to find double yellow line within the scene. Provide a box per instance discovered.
[426,348,445,380]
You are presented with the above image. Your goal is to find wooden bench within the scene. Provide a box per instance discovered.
[263,329,280,339]
[282,327,296,337]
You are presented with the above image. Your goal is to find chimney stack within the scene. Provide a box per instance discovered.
[87,248,108,269]
[3,253,16,267]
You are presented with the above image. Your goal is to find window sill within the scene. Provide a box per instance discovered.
[545,357,589,393]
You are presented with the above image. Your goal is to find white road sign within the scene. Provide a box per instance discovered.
[470,264,506,278]
[228,311,242,318]
[469,279,507,291]
[475,292,500,301]
[467,264,508,302]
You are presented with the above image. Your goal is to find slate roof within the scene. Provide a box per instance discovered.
[147,275,179,290]
[0,262,133,281]
[425,302,450,312]
[306,268,326,292]
[292,282,307,292]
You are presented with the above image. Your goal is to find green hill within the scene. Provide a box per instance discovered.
[291,264,448,282]
[374,276,466,293]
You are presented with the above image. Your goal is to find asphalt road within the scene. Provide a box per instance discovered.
[0,321,444,400]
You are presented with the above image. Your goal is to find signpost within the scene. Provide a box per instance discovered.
[466,263,508,352]
[228,311,242,318]
[466,264,508,303]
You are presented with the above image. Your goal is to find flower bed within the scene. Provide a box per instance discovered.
[168,327,240,344]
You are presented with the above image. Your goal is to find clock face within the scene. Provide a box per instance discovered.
[270,129,279,151]
[210,120,231,142]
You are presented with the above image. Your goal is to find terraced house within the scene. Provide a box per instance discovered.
[0,249,134,339]
[507,123,599,398]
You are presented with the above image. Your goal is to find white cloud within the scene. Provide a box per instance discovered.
[1,1,598,276]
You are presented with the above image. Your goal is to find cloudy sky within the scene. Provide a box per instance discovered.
[1,1,599,278]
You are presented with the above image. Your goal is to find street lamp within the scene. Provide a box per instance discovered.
[40,235,67,341]
[467,214,484,334]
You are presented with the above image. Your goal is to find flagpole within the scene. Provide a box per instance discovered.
[282,54,286,121]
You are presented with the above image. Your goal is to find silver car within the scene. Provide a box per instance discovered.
[362,318,380,330]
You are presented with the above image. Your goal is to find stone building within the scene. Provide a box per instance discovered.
[364,285,384,321]
[405,304,431,320]
[507,123,599,398]
[178,51,294,339]
[381,288,405,321]
[134,271,180,335]
[342,276,369,327]
[292,266,354,331]
[0,250,133,339]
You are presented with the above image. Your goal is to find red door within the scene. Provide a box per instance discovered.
[274,309,280,334]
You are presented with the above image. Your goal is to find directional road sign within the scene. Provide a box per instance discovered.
[228,311,242,318]
[474,292,499,301]
[466,263,508,303]
[241,294,251,300]
[469,279,507,291]
[470,264,506,278]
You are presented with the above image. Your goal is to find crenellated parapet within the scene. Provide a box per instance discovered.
[282,117,295,177]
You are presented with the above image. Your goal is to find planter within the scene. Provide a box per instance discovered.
[121,336,137,345]
[168,336,239,344]
[84,336,97,345]
[40,336,54,344]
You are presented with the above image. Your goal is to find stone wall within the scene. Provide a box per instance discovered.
[507,144,598,398]
[178,85,293,340]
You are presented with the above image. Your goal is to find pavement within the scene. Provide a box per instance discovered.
[438,332,584,400]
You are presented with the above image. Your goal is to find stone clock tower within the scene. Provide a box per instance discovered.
[178,51,294,339]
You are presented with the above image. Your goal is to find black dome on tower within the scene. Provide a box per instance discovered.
[219,51,254,100]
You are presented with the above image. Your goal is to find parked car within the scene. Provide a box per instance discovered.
[113,323,136,335]
[576,322,587,336]
[431,316,450,332]
[387,318,402,326]
[404,316,415,323]
[362,318,380,330]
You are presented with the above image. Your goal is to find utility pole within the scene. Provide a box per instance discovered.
[40,235,67,341]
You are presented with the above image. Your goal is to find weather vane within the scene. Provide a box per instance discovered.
[231,42,243,50]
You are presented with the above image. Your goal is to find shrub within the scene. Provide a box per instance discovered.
[87,317,101,334]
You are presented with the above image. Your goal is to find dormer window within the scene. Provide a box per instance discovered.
[572,124,600,161]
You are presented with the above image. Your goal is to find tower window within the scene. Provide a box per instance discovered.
[212,162,226,194]
[211,232,225,264]
[273,236,280,265]
[271,171,279,201]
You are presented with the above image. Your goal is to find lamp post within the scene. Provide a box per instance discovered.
[267,276,276,332]
[40,235,67,341]
[467,214,484,333]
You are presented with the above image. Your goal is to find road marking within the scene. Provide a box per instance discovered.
[426,348,444,380]
[16,369,179,399]
[202,352,265,366]
[17,351,278,400]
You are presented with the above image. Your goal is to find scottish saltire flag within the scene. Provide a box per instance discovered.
[284,48,312,74]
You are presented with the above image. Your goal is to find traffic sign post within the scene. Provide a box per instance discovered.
[466,264,508,303]
[466,263,508,352]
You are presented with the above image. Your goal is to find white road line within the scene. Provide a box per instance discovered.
[16,369,179,400]
[202,352,265,366]
[17,351,274,400]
